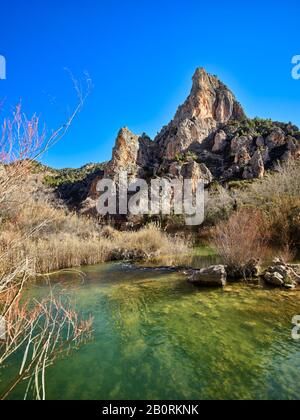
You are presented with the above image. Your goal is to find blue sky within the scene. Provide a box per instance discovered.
[0,0,300,168]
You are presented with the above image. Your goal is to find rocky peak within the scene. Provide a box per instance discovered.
[105,127,153,178]
[174,68,245,124]
[154,68,246,160]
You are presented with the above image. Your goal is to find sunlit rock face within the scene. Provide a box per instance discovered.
[105,128,153,179]
[154,68,245,161]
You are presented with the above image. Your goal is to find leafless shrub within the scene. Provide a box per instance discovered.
[211,209,268,274]
[205,185,235,226]
[278,243,296,263]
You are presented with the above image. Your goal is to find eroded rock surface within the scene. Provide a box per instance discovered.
[188,265,227,287]
[264,259,300,289]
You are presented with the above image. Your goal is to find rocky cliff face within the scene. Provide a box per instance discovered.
[105,128,153,179]
[84,67,300,213]
[154,68,245,161]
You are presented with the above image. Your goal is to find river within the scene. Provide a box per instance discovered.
[1,251,300,400]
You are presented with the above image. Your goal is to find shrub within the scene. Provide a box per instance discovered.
[264,197,300,249]
[211,209,268,276]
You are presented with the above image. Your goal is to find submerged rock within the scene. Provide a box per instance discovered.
[188,265,227,287]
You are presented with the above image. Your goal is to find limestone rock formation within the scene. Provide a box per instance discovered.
[212,130,227,152]
[154,68,245,161]
[85,67,300,213]
[180,161,213,185]
[105,128,153,179]
[188,265,227,287]
[264,259,300,289]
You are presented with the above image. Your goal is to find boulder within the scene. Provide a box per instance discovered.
[266,128,286,149]
[234,146,251,166]
[263,260,300,289]
[181,161,213,185]
[188,265,227,287]
[231,135,253,155]
[250,150,265,179]
[212,130,227,152]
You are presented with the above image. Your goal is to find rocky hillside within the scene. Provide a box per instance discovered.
[80,68,299,212]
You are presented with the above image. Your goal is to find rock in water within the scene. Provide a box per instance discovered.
[188,265,227,287]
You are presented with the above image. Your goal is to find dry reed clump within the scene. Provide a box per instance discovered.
[0,195,189,275]
[108,223,190,262]
[210,208,268,276]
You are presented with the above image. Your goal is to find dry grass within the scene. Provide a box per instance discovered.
[206,159,300,256]
[0,192,189,275]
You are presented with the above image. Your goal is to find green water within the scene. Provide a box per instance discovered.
[1,256,300,400]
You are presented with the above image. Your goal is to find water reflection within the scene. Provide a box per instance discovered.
[1,258,300,400]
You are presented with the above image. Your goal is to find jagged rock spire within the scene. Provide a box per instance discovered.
[154,68,245,160]
[174,67,245,124]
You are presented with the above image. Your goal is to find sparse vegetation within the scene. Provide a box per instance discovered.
[43,163,105,188]
[174,151,198,163]
[210,208,268,276]
[206,159,300,255]
[0,92,94,400]
[224,117,299,139]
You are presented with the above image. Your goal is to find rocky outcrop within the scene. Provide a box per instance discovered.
[212,130,228,152]
[264,259,300,289]
[103,68,299,186]
[180,161,213,185]
[243,150,265,179]
[154,68,245,161]
[188,265,227,287]
[105,128,153,179]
